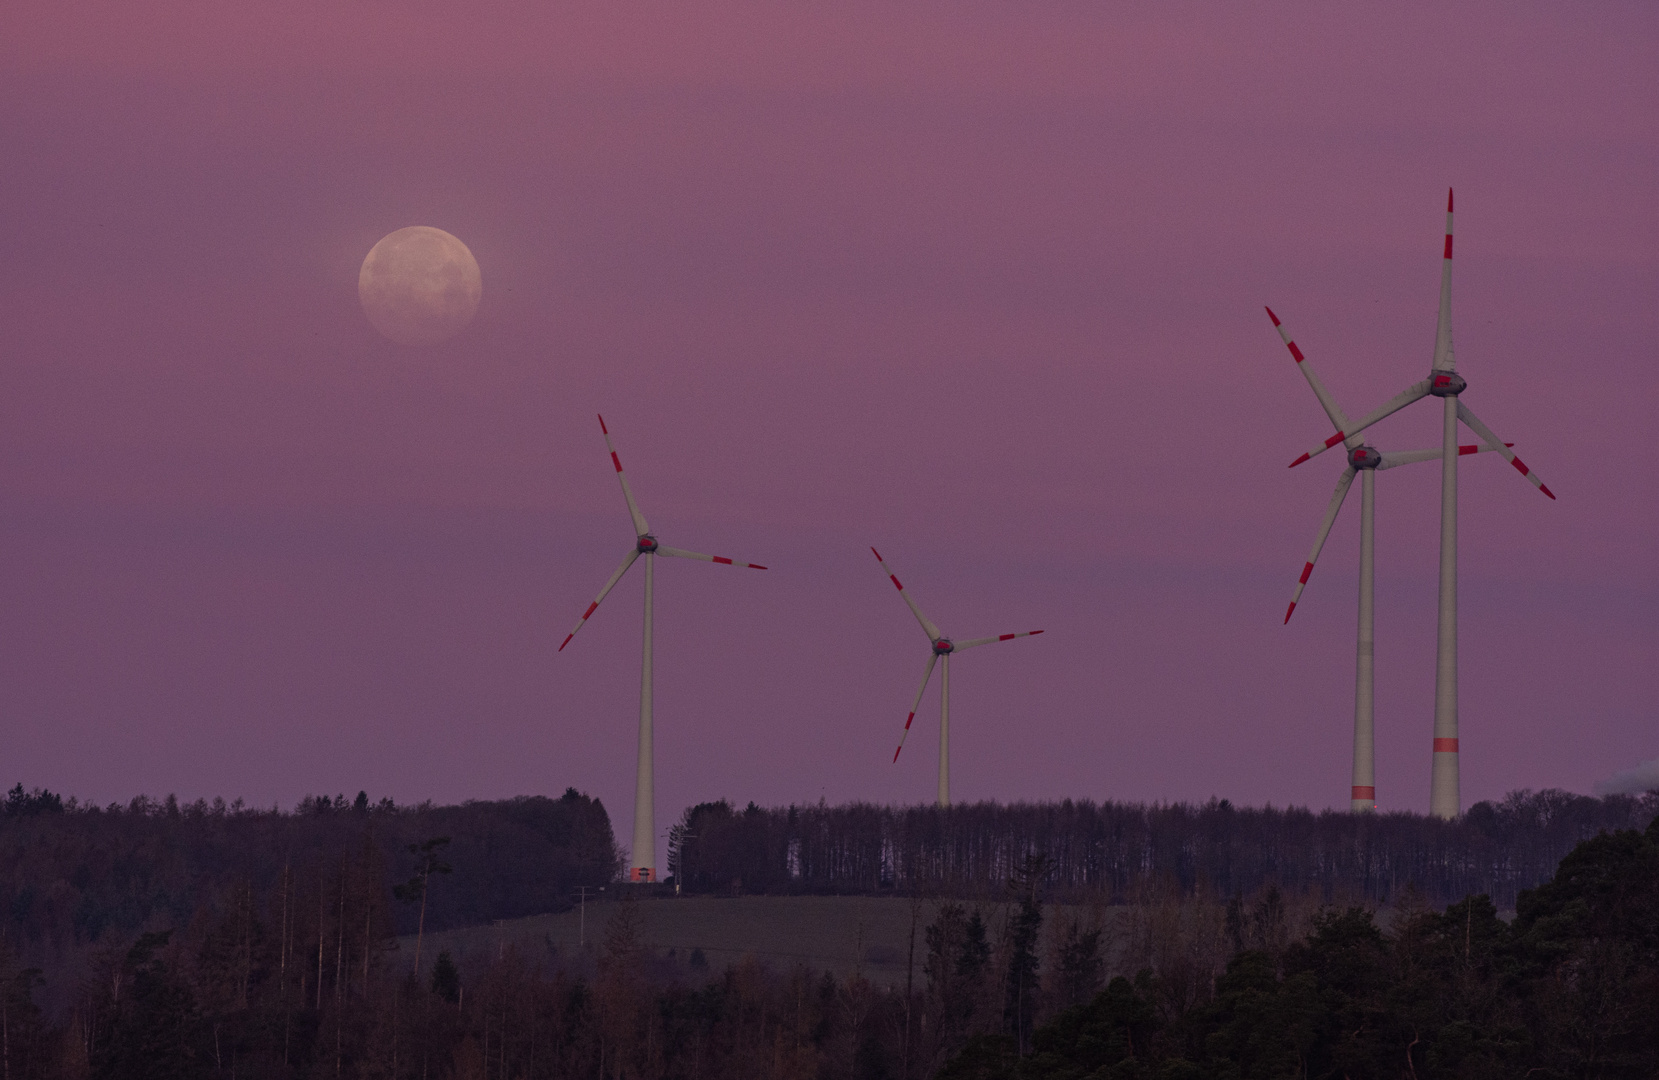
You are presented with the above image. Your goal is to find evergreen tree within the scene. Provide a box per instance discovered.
[1002,856,1047,1055]
[430,951,461,1004]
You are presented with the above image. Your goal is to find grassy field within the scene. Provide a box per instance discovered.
[408,895,1047,987]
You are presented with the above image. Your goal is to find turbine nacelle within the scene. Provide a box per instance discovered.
[636,535,660,553]
[1429,372,1466,398]
[931,638,955,656]
[1348,446,1381,471]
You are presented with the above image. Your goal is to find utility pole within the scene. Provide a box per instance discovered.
[574,886,602,949]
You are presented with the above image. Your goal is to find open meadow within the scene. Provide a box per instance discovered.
[411,894,1124,988]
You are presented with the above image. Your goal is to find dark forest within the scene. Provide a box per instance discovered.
[0,785,1651,1078]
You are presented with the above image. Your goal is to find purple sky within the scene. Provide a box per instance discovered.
[3,2,1654,866]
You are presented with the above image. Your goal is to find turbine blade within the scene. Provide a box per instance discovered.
[1434,188,1455,372]
[656,545,767,569]
[1292,379,1436,466]
[1456,402,1555,499]
[1375,442,1511,471]
[1284,466,1357,623]
[954,630,1045,651]
[1265,307,1353,436]
[893,651,939,763]
[598,415,650,536]
[558,547,641,652]
[871,548,943,641]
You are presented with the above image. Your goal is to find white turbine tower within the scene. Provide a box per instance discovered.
[1267,307,1505,812]
[871,548,1043,807]
[559,415,767,881]
[1286,191,1555,819]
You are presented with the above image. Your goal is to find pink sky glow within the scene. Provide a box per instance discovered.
[2,1,1654,866]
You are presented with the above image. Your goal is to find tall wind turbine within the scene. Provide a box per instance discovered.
[871,548,1043,807]
[1286,191,1555,819]
[559,416,768,881]
[1268,307,1505,812]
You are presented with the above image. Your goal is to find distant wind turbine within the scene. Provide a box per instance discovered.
[1285,191,1555,819]
[871,548,1042,807]
[1267,306,1505,812]
[559,416,767,881]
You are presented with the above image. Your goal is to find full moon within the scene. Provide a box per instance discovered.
[358,226,482,346]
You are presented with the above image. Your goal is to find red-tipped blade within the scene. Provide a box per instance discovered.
[1456,402,1555,500]
[871,547,943,641]
[657,546,767,569]
[558,547,641,652]
[598,417,651,536]
[1283,467,1357,622]
[892,652,938,763]
[1434,190,1455,371]
[1265,307,1352,437]
[954,630,1045,651]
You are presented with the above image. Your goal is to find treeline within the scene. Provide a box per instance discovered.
[0,808,1650,1077]
[0,786,620,985]
[668,789,1659,907]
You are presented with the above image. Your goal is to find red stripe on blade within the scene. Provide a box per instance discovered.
[610,452,623,472]
[1299,562,1314,585]
[712,556,732,564]
[999,634,1014,641]
[1444,235,1453,259]
[1324,431,1346,448]
[1447,189,1453,212]
[1351,786,1375,799]
[1458,444,1478,455]
[890,575,904,591]
[905,713,914,729]
[1029,630,1044,635]
[598,415,608,434]
[1288,342,1305,362]
[1510,457,1530,476]
[1433,738,1459,753]
[583,602,598,618]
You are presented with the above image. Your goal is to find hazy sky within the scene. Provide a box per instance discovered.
[3,1,1654,866]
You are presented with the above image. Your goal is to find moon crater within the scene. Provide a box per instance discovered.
[358,226,482,346]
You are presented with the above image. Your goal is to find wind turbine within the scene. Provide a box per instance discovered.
[1268,306,1505,812]
[1285,191,1555,819]
[871,548,1043,807]
[559,415,767,881]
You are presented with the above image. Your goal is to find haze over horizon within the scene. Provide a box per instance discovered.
[3,2,1654,868]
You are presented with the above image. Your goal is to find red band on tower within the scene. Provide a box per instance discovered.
[1433,738,1459,753]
